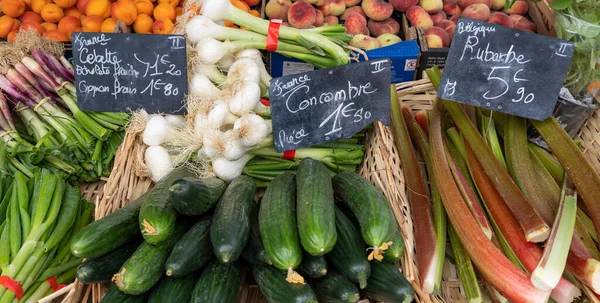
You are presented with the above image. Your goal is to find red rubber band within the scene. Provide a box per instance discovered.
[282,150,296,160]
[260,98,271,106]
[0,276,23,300]
[46,277,66,292]
[266,19,282,52]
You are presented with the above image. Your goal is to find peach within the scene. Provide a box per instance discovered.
[134,0,154,16]
[390,0,418,12]
[100,17,117,32]
[20,11,43,23]
[314,9,324,26]
[425,33,443,48]
[40,21,57,31]
[340,6,366,20]
[349,34,380,50]
[314,0,327,6]
[111,0,137,25]
[343,12,367,34]
[75,0,87,12]
[344,0,361,6]
[133,13,152,33]
[487,11,511,27]
[449,13,460,22]
[265,0,291,21]
[504,0,527,15]
[461,3,490,21]
[509,14,535,31]
[152,18,174,34]
[407,5,433,28]
[45,29,68,41]
[320,0,345,16]
[58,15,79,38]
[419,0,443,13]
[491,0,505,10]
[430,11,446,24]
[361,0,393,21]
[378,33,402,46]
[367,18,400,36]
[458,0,490,8]
[323,15,339,24]
[85,0,110,17]
[1,0,26,18]
[0,16,19,38]
[443,0,462,15]
[243,0,260,5]
[287,1,316,29]
[53,0,76,8]
[438,19,455,41]
[41,3,64,22]
[424,25,449,47]
[81,15,103,31]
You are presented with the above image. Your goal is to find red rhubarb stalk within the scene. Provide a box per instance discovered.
[429,98,551,303]
[426,67,549,243]
[414,110,429,135]
[465,145,582,302]
[530,116,600,245]
[390,87,439,294]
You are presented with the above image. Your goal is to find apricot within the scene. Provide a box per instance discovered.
[343,13,367,35]
[0,16,19,38]
[461,3,490,21]
[367,18,400,36]
[85,0,111,18]
[81,15,102,31]
[75,0,88,12]
[361,0,393,21]
[287,1,315,29]
[19,12,42,24]
[407,5,433,28]
[175,6,183,17]
[7,30,19,42]
[133,0,154,16]
[158,0,178,6]
[111,0,137,25]
[250,9,259,17]
[41,4,64,22]
[45,29,68,41]
[2,0,27,17]
[31,0,52,13]
[230,0,250,12]
[58,15,80,37]
[100,17,117,32]
[242,0,259,6]
[41,21,58,31]
[153,3,176,21]
[152,18,174,34]
[390,0,418,12]
[21,20,45,34]
[340,6,366,20]
[53,0,76,8]
[64,6,82,18]
[265,0,291,21]
[133,13,152,33]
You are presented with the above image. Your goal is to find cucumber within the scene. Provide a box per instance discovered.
[191,261,242,303]
[71,195,144,258]
[139,167,195,245]
[298,253,328,279]
[310,271,360,303]
[170,177,226,216]
[114,219,192,295]
[242,200,271,265]
[76,240,141,284]
[363,260,414,303]
[383,231,405,263]
[259,173,302,274]
[165,217,213,277]
[327,206,371,289]
[100,287,147,303]
[210,175,256,263]
[252,265,318,303]
[332,172,395,250]
[148,273,196,303]
[296,158,337,256]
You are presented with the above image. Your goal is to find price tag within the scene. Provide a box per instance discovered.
[269,60,392,152]
[72,33,188,114]
[438,18,574,121]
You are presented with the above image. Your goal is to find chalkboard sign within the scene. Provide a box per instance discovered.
[72,33,188,114]
[269,60,392,152]
[438,18,574,121]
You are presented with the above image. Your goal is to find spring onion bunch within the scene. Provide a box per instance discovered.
[0,33,127,182]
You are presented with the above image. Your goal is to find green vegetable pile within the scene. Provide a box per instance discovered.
[71,161,415,303]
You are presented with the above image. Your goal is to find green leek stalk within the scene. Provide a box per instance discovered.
[531,176,578,290]
[448,225,482,303]
[56,89,110,141]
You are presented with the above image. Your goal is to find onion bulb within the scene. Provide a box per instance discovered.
[199,129,227,160]
[233,114,271,147]
[235,49,272,87]
[165,115,186,129]
[212,153,255,181]
[145,146,174,182]
[226,58,260,85]
[190,74,220,98]
[207,101,238,128]
[143,115,174,146]
[227,81,261,116]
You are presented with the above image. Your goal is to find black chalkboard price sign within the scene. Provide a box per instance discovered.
[269,60,392,152]
[438,18,574,121]
[72,33,188,114]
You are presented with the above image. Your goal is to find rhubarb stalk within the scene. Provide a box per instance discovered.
[390,87,439,294]
[448,225,482,303]
[429,98,551,303]
[426,67,549,243]
[531,175,577,290]
[530,116,600,244]
[528,143,564,184]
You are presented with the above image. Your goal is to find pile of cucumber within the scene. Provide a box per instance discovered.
[69,159,415,303]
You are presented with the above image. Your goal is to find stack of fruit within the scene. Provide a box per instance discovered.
[266,0,404,50]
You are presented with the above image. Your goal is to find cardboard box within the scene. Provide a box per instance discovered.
[270,40,421,83]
